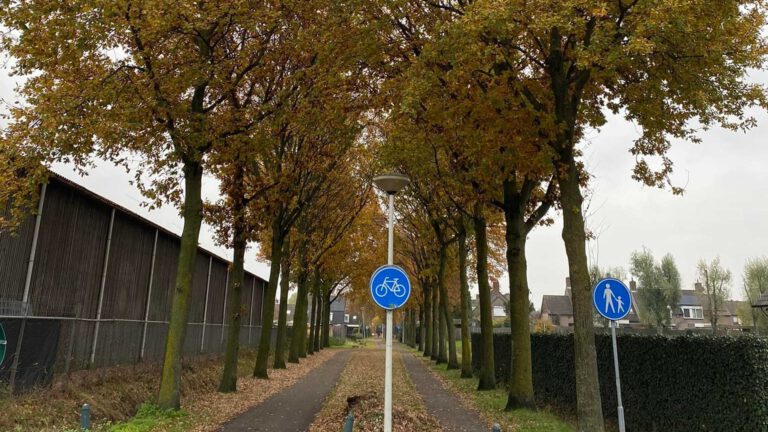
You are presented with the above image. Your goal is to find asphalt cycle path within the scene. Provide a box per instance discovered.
[400,344,489,432]
[220,349,353,432]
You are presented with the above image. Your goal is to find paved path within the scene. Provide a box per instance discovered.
[400,346,489,432]
[221,350,352,432]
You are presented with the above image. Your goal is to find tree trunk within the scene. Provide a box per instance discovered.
[474,202,496,390]
[273,237,291,369]
[157,160,204,409]
[431,282,439,361]
[307,292,318,354]
[423,286,432,357]
[558,157,604,431]
[503,184,535,409]
[418,306,425,352]
[289,244,310,362]
[322,290,331,347]
[438,245,458,369]
[313,284,323,352]
[218,217,246,392]
[437,290,446,364]
[458,228,473,378]
[403,309,410,345]
[253,218,285,379]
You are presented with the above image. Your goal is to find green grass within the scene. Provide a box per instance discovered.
[107,403,190,432]
[328,336,371,349]
[419,350,574,432]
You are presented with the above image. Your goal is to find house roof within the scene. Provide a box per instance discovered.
[330,297,347,312]
[723,300,743,316]
[541,295,572,316]
[679,290,703,306]
[753,292,768,308]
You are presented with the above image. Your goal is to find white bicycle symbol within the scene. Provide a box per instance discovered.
[375,277,406,298]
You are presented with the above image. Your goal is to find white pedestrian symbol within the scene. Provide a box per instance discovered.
[616,295,625,314]
[603,283,616,313]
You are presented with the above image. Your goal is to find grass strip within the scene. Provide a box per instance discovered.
[416,348,575,432]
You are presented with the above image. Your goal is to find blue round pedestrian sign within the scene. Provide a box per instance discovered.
[370,265,411,310]
[592,278,632,321]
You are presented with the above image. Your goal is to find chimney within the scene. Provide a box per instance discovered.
[491,277,501,294]
[630,279,637,292]
[565,276,572,297]
[695,281,703,292]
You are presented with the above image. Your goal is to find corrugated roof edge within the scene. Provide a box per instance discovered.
[49,172,268,284]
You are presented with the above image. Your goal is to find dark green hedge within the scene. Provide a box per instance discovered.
[471,332,768,431]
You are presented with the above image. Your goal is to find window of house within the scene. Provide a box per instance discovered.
[682,306,704,319]
[493,306,505,317]
[344,314,350,323]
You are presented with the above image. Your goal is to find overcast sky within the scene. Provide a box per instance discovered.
[2,63,767,309]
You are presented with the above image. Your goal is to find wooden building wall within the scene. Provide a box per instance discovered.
[0,175,269,375]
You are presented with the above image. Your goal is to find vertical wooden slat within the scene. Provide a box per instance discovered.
[200,256,213,353]
[140,229,159,360]
[90,208,115,365]
[22,183,47,305]
[221,268,229,346]
[249,277,256,345]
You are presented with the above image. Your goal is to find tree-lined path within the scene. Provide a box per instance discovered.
[400,347,488,432]
[221,350,352,432]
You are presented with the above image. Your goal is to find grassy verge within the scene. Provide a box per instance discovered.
[329,337,371,349]
[415,348,575,432]
[107,404,191,432]
[3,347,340,432]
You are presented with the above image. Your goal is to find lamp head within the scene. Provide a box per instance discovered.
[373,173,411,195]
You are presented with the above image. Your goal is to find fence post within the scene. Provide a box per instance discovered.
[200,256,213,353]
[64,305,82,376]
[91,208,115,366]
[140,229,159,361]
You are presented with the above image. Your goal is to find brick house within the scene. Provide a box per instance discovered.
[672,282,745,330]
[471,277,509,323]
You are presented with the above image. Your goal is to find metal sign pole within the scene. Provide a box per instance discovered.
[611,320,626,432]
[384,192,394,432]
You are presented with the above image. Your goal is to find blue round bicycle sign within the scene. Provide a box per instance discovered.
[370,265,411,310]
[593,278,632,321]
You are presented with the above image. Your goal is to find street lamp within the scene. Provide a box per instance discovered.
[372,172,410,432]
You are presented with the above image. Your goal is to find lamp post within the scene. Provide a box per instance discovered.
[373,173,410,432]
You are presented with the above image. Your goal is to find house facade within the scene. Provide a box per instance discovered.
[471,277,509,324]
[328,295,363,337]
[672,283,745,330]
